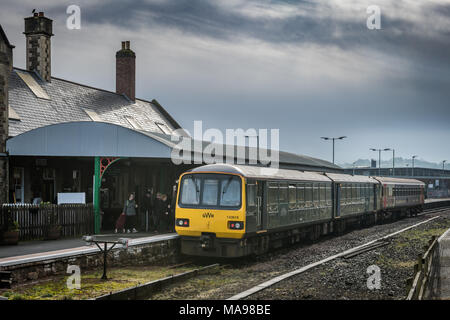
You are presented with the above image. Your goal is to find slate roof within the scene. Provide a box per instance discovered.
[7,68,182,137]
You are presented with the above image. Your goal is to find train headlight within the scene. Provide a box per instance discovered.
[228,221,244,230]
[176,218,189,227]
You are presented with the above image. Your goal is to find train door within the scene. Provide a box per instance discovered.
[334,183,341,218]
[373,184,378,211]
[256,181,264,230]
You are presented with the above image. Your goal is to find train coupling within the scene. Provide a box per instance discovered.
[200,233,215,250]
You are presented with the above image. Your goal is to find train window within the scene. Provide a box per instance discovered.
[305,183,313,206]
[268,184,278,202]
[268,183,278,214]
[326,185,332,205]
[341,184,347,204]
[320,183,326,205]
[247,184,256,207]
[297,184,305,207]
[289,185,296,209]
[202,179,219,206]
[179,176,201,205]
[279,183,288,203]
[313,183,319,205]
[220,178,241,207]
[246,183,257,215]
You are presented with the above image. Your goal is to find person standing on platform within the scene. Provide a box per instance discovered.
[124,193,138,233]
[142,189,154,232]
[155,193,170,233]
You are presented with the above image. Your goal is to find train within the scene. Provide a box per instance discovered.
[174,164,425,258]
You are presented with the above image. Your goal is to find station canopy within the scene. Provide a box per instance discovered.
[6,121,342,172]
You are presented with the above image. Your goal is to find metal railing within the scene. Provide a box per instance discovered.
[406,236,438,300]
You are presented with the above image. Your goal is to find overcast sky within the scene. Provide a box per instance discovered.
[1,0,449,166]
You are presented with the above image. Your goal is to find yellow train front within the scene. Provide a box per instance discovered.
[175,165,249,257]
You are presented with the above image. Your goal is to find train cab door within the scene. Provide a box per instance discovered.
[334,183,341,218]
[373,184,378,211]
[256,181,264,230]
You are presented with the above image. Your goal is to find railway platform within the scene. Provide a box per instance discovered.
[0,232,179,284]
[436,228,450,299]
[425,198,450,204]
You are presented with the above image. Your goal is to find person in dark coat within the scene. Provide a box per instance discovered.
[168,184,177,232]
[155,193,170,233]
[123,193,138,233]
[142,189,154,232]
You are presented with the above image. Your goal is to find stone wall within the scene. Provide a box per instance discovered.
[1,238,180,285]
[0,30,13,204]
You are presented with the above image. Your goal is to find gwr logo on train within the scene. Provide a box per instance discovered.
[202,212,214,218]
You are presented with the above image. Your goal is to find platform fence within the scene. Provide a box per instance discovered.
[0,204,94,241]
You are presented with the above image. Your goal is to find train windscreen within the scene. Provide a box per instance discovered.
[178,174,242,209]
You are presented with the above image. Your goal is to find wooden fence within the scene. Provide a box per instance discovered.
[406,236,438,300]
[0,204,94,241]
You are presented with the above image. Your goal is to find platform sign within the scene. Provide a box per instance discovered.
[57,192,86,204]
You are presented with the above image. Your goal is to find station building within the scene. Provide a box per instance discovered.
[0,12,341,233]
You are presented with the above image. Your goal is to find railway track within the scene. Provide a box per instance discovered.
[227,206,449,300]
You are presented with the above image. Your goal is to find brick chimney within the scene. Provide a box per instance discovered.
[24,12,53,82]
[116,41,136,101]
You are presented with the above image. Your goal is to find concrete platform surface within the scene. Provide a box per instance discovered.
[425,198,450,204]
[0,232,178,267]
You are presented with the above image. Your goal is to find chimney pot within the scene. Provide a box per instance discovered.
[121,41,126,50]
[38,12,44,17]
[33,12,38,17]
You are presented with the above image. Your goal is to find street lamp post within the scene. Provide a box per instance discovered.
[384,148,395,176]
[412,155,417,177]
[370,148,391,176]
[321,136,347,164]
[443,160,447,171]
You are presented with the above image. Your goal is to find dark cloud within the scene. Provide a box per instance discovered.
[1,0,449,163]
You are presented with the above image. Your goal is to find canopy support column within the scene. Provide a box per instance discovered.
[94,156,101,234]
